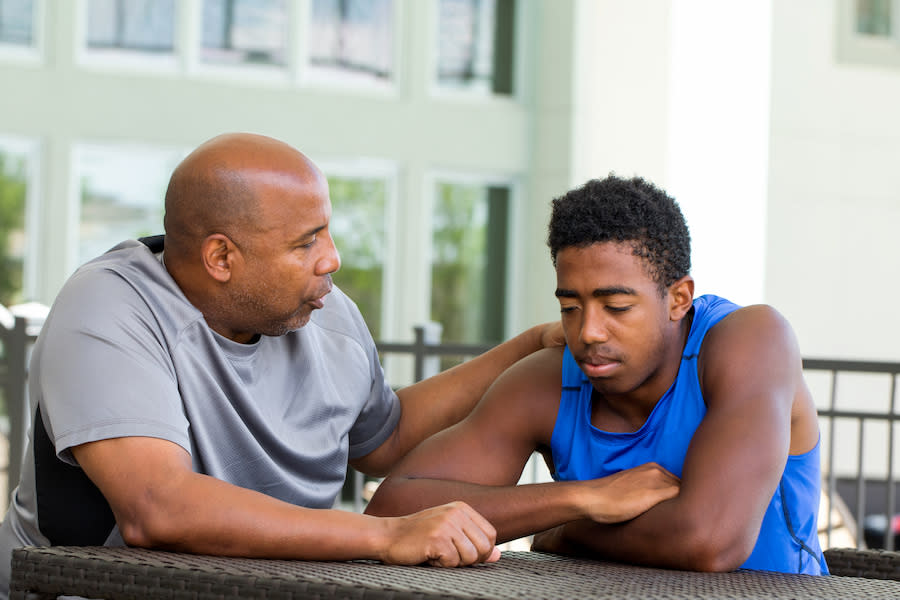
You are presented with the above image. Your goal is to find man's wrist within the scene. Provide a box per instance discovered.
[367,514,395,563]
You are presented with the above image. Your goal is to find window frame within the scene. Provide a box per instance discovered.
[73,0,402,94]
[300,0,400,95]
[187,0,294,85]
[836,0,900,69]
[0,0,44,64]
[429,0,521,101]
[76,0,181,74]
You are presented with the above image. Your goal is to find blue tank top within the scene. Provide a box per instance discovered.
[550,294,828,575]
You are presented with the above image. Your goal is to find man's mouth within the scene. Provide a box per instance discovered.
[308,281,333,309]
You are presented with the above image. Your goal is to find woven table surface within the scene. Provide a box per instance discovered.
[11,546,900,600]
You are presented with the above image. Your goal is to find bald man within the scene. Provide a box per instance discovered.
[0,133,622,595]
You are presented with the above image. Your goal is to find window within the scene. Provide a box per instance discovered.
[430,181,509,345]
[327,174,388,339]
[856,0,892,35]
[308,0,394,84]
[837,0,900,68]
[0,0,34,47]
[201,0,287,67]
[75,142,184,268]
[86,0,175,55]
[435,0,515,95]
[0,137,34,306]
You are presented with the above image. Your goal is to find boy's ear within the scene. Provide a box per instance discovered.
[668,276,695,321]
[201,234,238,283]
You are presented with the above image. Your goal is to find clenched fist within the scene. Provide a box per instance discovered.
[378,501,500,567]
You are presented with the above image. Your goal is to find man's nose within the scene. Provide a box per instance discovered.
[316,234,341,275]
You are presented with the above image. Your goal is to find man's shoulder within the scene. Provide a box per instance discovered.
[56,242,157,306]
[68,240,165,286]
[47,240,198,338]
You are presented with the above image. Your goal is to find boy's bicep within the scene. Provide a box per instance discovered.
[387,348,563,486]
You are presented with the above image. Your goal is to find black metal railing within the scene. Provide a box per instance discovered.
[0,314,40,501]
[803,358,900,550]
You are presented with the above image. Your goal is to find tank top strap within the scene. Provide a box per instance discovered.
[682,295,741,357]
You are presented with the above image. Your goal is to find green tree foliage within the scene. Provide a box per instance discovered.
[0,153,26,306]
[328,176,385,339]
[431,183,487,344]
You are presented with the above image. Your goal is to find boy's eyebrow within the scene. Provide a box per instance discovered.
[555,286,638,298]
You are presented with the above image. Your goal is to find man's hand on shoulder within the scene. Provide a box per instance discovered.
[377,501,500,567]
[538,320,566,349]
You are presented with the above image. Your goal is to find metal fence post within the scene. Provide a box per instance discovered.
[5,316,29,502]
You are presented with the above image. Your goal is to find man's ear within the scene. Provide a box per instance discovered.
[668,275,695,321]
[200,234,237,283]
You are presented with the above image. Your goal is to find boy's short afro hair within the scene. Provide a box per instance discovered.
[547,174,691,290]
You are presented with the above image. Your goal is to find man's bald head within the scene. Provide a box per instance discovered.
[163,133,325,259]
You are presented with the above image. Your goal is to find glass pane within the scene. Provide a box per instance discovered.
[430,182,508,346]
[202,0,287,66]
[436,0,515,94]
[0,0,34,46]
[86,0,175,53]
[856,0,892,36]
[309,0,393,82]
[0,143,29,306]
[328,176,386,338]
[76,143,183,267]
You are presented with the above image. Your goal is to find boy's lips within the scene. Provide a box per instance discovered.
[578,355,621,378]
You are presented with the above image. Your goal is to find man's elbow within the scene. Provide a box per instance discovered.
[115,495,196,550]
[117,510,181,549]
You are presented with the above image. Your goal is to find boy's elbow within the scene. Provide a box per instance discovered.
[684,543,751,573]
[678,525,756,572]
[363,476,405,517]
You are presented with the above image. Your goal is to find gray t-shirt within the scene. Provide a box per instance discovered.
[0,239,400,596]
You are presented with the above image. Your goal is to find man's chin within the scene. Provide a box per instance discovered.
[286,311,314,331]
[258,313,312,338]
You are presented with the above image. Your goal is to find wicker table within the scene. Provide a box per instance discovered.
[10,546,900,600]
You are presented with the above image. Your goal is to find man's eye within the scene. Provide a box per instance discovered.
[300,236,317,248]
[607,305,631,313]
[560,306,577,314]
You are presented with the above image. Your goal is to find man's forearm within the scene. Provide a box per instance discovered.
[116,469,389,560]
[115,468,499,567]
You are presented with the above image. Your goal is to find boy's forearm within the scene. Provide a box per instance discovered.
[539,498,754,573]
[366,477,585,544]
